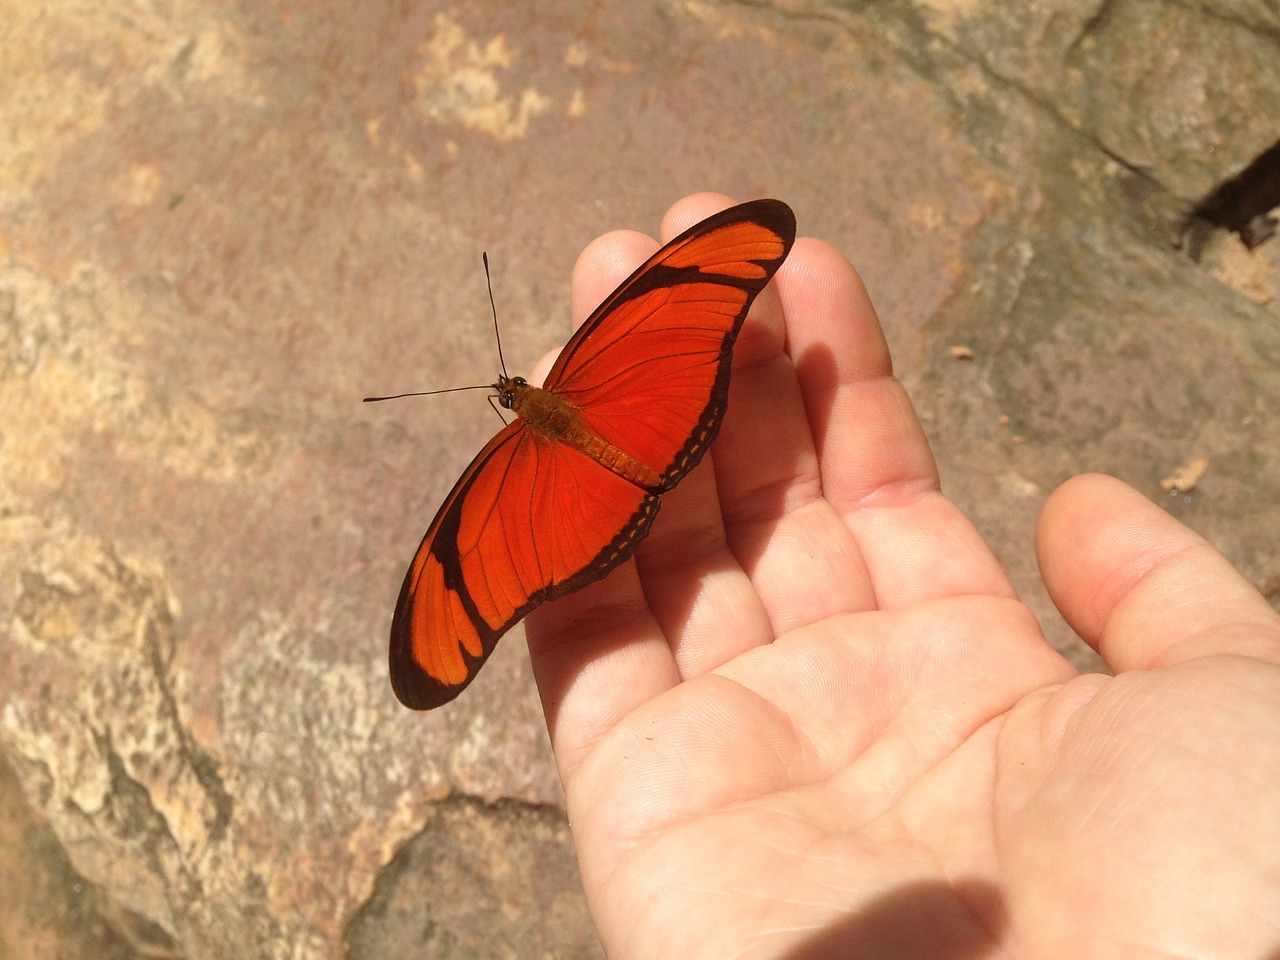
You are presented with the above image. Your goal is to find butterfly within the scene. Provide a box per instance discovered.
[385,199,796,709]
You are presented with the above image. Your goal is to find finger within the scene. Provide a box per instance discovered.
[1036,473,1280,670]
[708,236,878,637]
[776,239,1014,610]
[628,194,780,674]
[557,194,789,680]
[526,221,676,769]
[530,194,775,767]
[527,228,658,387]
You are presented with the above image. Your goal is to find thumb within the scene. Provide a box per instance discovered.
[1035,474,1280,672]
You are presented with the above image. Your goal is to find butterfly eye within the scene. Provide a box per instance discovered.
[498,393,515,410]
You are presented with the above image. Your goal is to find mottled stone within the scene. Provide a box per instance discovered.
[0,752,153,960]
[2,0,1277,958]
[344,796,602,959]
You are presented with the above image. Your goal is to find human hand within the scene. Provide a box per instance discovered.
[525,194,1280,959]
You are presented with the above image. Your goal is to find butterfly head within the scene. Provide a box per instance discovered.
[494,375,528,410]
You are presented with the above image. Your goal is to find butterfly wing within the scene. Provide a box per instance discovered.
[546,198,796,488]
[390,200,796,709]
[390,420,660,709]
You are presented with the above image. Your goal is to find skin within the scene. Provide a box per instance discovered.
[523,193,1280,960]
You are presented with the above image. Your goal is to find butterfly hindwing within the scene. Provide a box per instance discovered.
[390,422,659,709]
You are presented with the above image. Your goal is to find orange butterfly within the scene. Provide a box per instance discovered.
[386,200,796,709]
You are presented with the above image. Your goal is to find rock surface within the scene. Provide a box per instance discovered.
[2,1,1277,957]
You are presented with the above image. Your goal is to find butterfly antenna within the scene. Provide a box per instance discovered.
[364,252,506,404]
[483,252,509,379]
[363,384,492,403]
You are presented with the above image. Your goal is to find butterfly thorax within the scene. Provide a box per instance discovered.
[496,375,663,492]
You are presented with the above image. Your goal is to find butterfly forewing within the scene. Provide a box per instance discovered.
[548,201,796,486]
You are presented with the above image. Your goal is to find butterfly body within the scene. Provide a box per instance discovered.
[388,199,796,709]
[499,375,664,491]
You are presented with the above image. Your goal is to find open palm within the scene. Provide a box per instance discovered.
[525,195,1280,960]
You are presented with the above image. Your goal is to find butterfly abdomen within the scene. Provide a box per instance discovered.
[505,377,664,492]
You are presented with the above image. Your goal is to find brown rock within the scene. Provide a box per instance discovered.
[2,1,1277,957]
